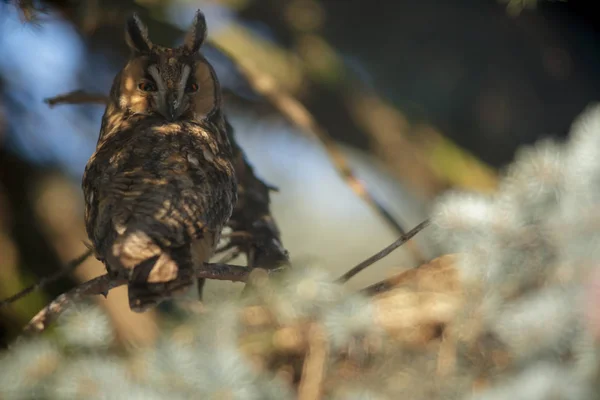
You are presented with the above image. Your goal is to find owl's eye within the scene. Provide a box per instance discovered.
[138,81,157,92]
[186,82,199,93]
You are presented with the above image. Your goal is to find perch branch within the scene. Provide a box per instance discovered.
[23,262,252,333]
[336,219,430,284]
[21,216,428,334]
[0,248,93,308]
[24,273,123,333]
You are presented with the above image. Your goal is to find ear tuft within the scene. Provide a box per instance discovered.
[183,10,207,54]
[125,13,153,53]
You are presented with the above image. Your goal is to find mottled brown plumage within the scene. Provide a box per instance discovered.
[82,10,237,312]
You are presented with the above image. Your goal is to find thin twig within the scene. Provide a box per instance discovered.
[360,267,420,295]
[44,90,108,107]
[336,219,430,284]
[0,248,93,308]
[213,44,409,238]
[23,262,251,333]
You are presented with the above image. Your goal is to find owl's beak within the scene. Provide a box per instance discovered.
[165,92,183,121]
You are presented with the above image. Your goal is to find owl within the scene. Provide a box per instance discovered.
[82,10,237,312]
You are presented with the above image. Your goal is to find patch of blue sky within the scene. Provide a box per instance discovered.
[0,5,99,179]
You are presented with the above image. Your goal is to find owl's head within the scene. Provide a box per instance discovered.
[112,10,220,122]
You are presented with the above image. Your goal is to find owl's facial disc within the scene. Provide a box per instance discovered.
[144,64,193,121]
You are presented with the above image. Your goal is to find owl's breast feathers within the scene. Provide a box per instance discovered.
[82,119,237,310]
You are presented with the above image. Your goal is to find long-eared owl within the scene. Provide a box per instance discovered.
[82,10,237,312]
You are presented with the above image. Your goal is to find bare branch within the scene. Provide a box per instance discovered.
[23,262,251,334]
[44,90,108,107]
[24,273,124,333]
[336,219,430,284]
[214,44,409,238]
[0,248,93,308]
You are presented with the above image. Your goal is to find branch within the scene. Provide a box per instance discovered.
[336,219,430,284]
[23,262,251,333]
[44,90,108,107]
[22,217,428,334]
[0,248,93,308]
[24,273,123,333]
[215,44,409,238]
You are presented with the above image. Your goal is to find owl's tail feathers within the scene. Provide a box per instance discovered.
[108,229,194,312]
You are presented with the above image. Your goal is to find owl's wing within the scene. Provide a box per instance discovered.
[82,156,105,258]
[108,169,217,246]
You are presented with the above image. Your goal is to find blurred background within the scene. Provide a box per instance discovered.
[0,0,598,347]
